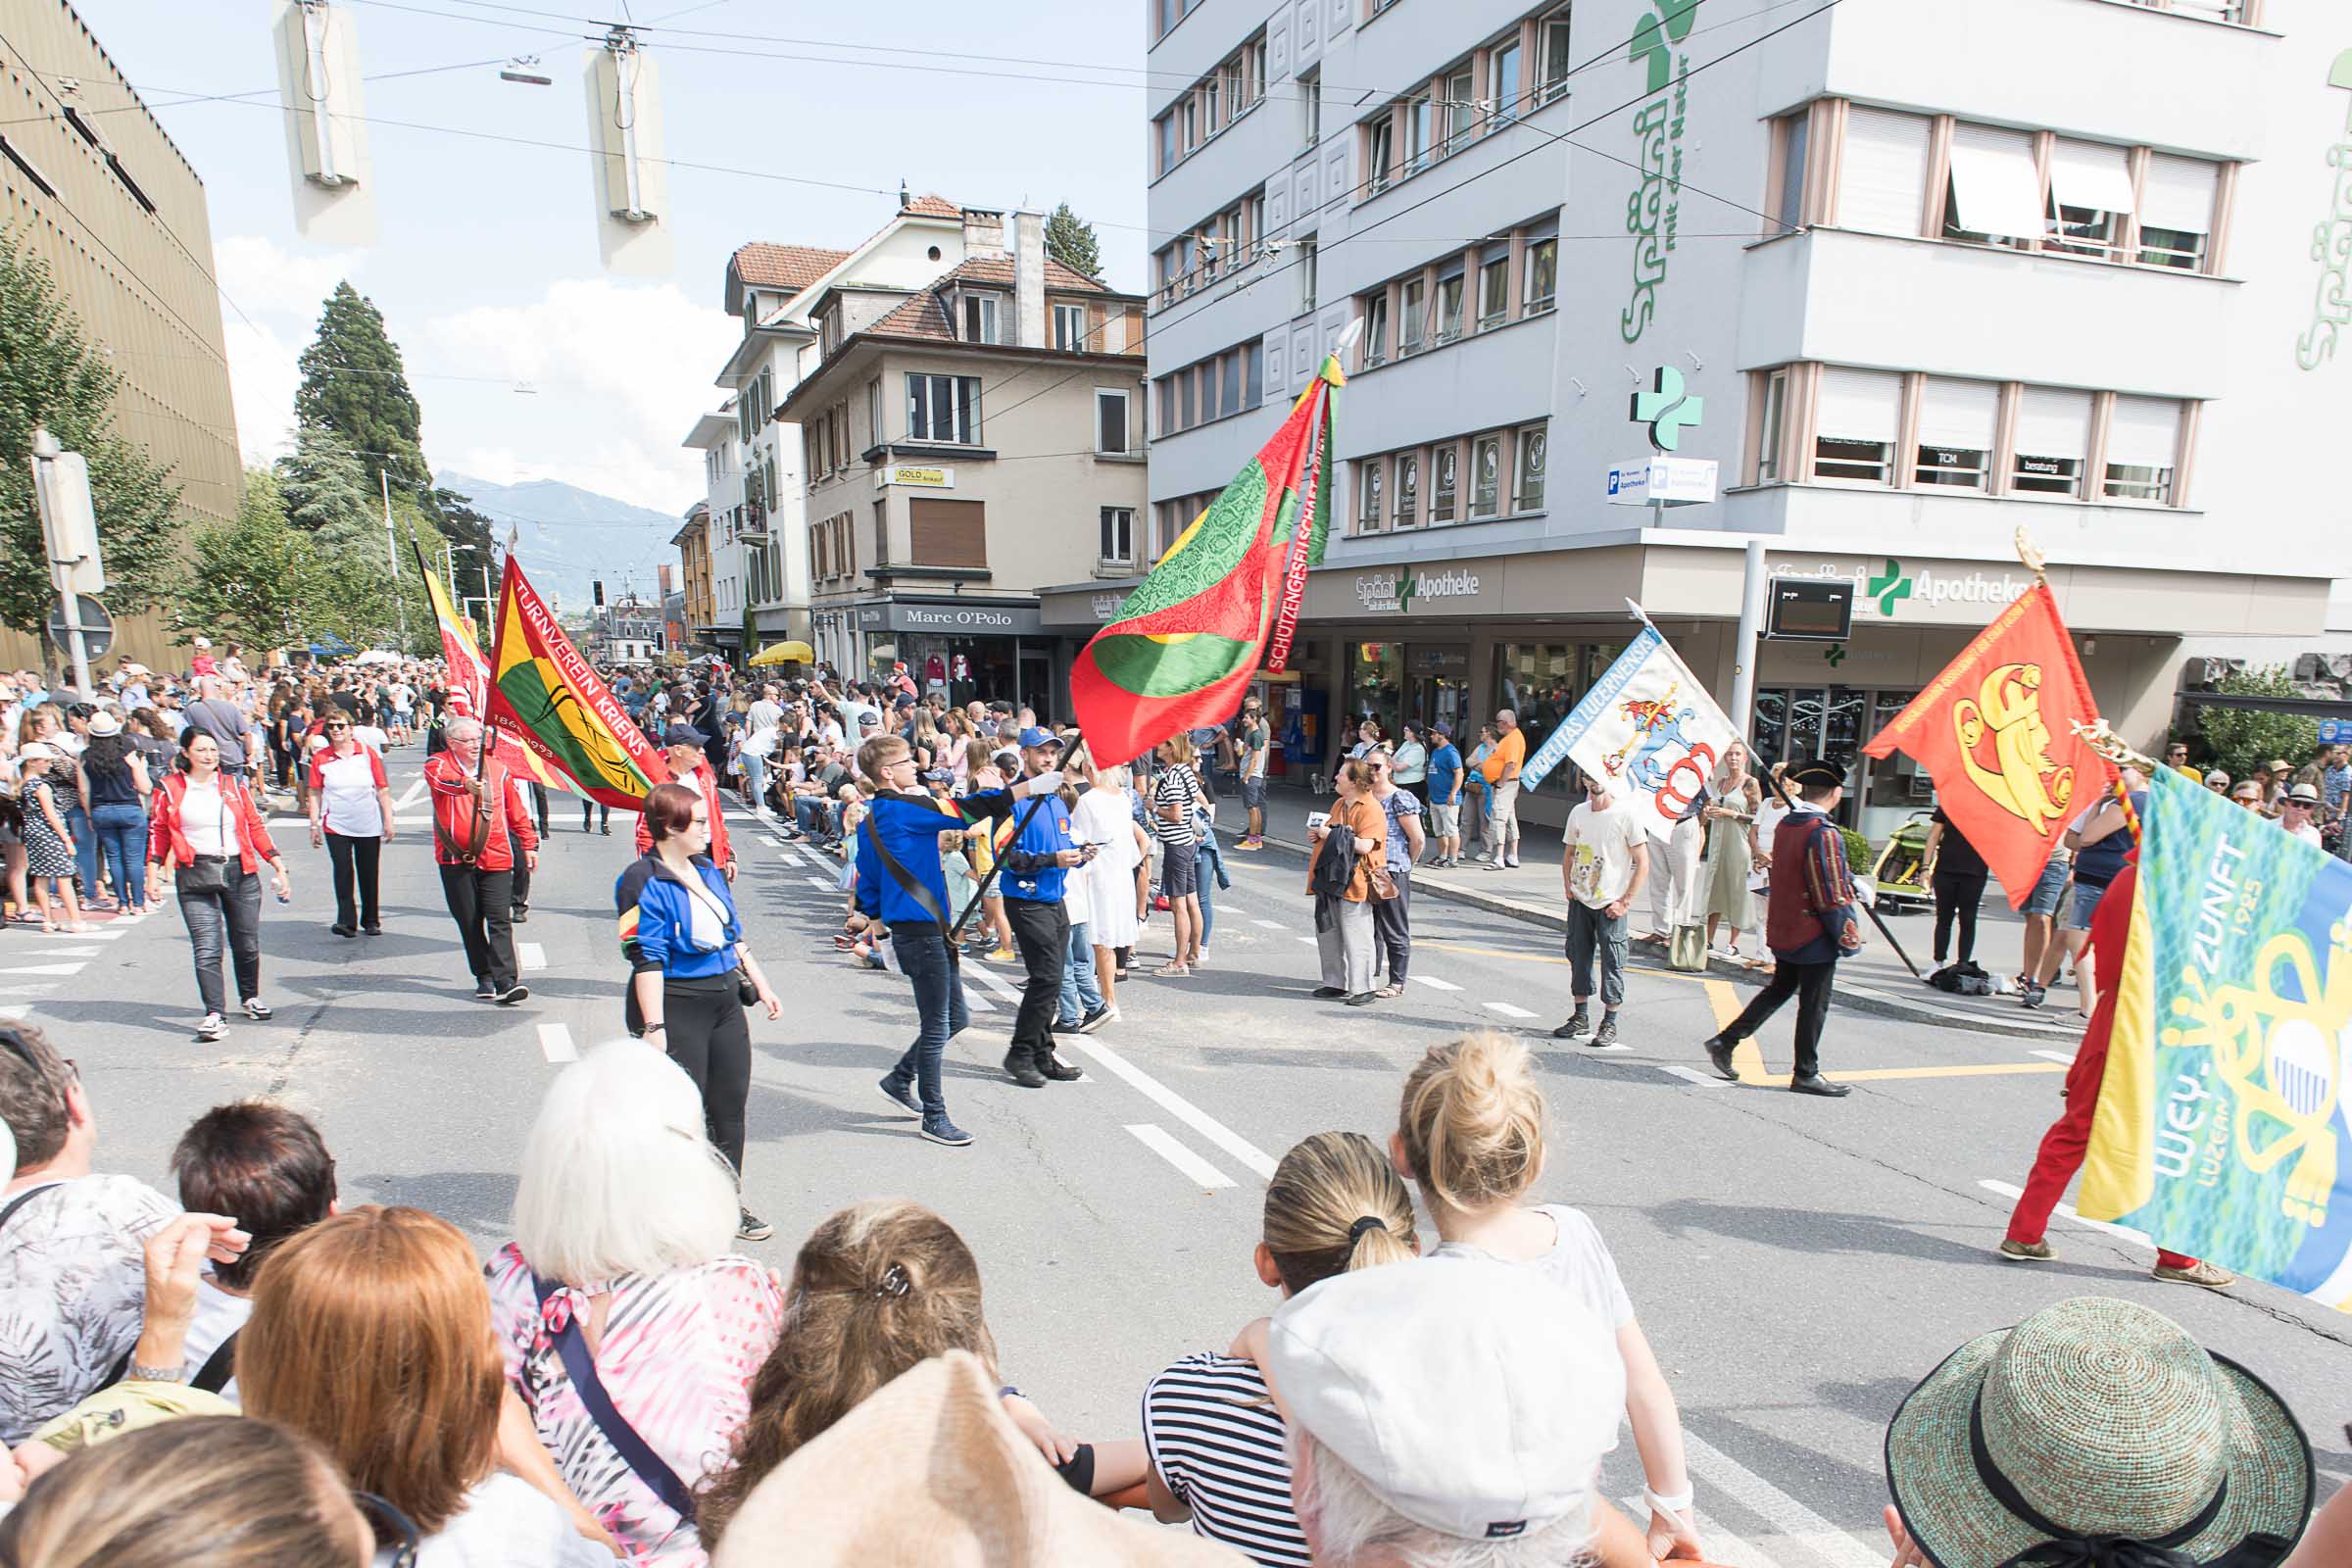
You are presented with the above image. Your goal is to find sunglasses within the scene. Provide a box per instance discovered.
[326,722,351,731]
[355,1491,421,1567]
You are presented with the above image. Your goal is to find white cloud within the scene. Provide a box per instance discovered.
[214,234,368,466]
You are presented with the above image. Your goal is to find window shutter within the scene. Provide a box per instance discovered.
[908,499,988,568]
[1914,377,1999,449]
[1837,107,1932,236]
[2105,397,2180,468]
[1946,123,2043,240]
[2047,138,2134,214]
[2014,388,2091,459]
[2139,154,2217,236]
[1816,368,1902,442]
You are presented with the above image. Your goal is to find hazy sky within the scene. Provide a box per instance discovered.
[71,0,1151,514]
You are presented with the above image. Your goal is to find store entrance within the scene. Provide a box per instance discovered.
[1751,685,1925,838]
[1405,645,1471,739]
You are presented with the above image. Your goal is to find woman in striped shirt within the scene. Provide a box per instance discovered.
[1148,734,1205,976]
[1140,1132,1417,1566]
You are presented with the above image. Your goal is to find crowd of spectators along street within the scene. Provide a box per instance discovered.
[0,1012,2343,1568]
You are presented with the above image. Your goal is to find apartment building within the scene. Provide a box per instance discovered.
[672,503,713,653]
[0,0,241,672]
[1141,0,2351,833]
[786,208,1149,710]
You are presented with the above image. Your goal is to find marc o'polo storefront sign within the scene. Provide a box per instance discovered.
[858,599,1044,635]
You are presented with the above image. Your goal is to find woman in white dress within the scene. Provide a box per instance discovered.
[1071,761,1147,1014]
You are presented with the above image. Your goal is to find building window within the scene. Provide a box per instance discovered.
[1300,67,1321,147]
[1298,236,1318,312]
[1522,231,1558,314]
[1512,423,1547,510]
[1774,109,1811,231]
[1179,368,1197,428]
[1432,444,1458,522]
[1944,123,2044,248]
[873,500,891,566]
[1814,368,1902,484]
[1096,388,1131,454]
[1101,507,1134,566]
[1476,243,1510,329]
[1443,65,1477,157]
[1245,338,1263,408]
[1398,277,1427,357]
[1491,38,1523,123]
[960,293,1003,344]
[1361,292,1390,368]
[1366,120,1394,195]
[2138,154,2218,270]
[1157,114,1177,175]
[1470,434,1502,517]
[1219,351,1243,416]
[1156,376,1176,435]
[906,373,982,444]
[2103,396,2180,505]
[1837,106,1931,237]
[1434,262,1465,344]
[1358,458,1385,532]
[1406,93,1434,175]
[2045,138,2136,259]
[909,498,987,567]
[1395,452,1419,527]
[1756,368,1788,483]
[1912,377,2000,490]
[2012,387,2091,498]
[1054,302,1088,351]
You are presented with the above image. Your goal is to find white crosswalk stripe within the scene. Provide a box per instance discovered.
[536,1023,578,1063]
[1977,1179,2151,1250]
[1125,1124,1236,1189]
[1250,918,1288,930]
[516,943,547,970]
[1410,974,1461,992]
[1484,1001,1538,1019]
[805,875,838,893]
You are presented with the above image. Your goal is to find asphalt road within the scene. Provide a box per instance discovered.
[14,753,2348,1565]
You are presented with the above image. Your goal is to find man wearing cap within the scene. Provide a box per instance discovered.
[997,727,1094,1090]
[636,722,737,882]
[1424,721,1463,867]
[423,716,538,1004]
[1701,760,1860,1097]
[1237,695,1272,850]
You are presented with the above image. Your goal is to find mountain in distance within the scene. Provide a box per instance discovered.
[433,470,688,613]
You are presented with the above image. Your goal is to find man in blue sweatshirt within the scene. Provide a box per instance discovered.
[853,732,1066,1145]
[996,727,1097,1090]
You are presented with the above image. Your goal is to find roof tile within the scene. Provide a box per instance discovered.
[730,242,853,291]
[903,192,962,219]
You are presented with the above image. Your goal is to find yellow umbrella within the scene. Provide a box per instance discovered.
[749,640,814,667]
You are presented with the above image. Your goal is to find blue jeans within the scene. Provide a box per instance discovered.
[89,804,149,911]
[63,804,97,898]
[793,795,835,837]
[1058,918,1105,1025]
[885,921,968,1120]
[742,753,767,810]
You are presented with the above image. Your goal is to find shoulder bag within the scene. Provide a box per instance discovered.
[860,808,953,931]
[530,1275,697,1524]
[175,783,232,896]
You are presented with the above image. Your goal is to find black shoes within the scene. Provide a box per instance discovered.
[877,1075,924,1116]
[330,923,357,939]
[1344,992,1375,1006]
[1003,1049,1048,1089]
[474,977,495,1000]
[1553,1007,1590,1041]
[1702,1035,1740,1081]
[361,924,382,936]
[1039,1051,1083,1082]
[495,983,530,1006]
[511,906,530,923]
[921,1115,974,1147]
[1789,1073,1852,1098]
[1310,986,1347,999]
[1075,1003,1113,1033]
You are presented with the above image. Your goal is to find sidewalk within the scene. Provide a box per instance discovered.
[1224,784,2082,1042]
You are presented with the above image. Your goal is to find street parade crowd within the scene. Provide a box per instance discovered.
[0,638,2347,1567]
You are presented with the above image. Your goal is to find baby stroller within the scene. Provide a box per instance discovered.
[1870,811,1936,912]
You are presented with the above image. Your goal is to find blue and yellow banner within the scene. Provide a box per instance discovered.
[2081,765,2352,1310]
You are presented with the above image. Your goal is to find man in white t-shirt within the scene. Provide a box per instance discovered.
[1555,773,1648,1050]
[2280,782,2325,848]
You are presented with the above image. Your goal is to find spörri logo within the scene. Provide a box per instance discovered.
[1631,367,1704,453]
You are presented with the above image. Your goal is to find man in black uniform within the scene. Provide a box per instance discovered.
[1700,760,1861,1098]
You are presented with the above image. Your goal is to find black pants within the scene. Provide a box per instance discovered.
[662,972,751,1178]
[508,828,531,912]
[178,870,264,1017]
[581,799,610,832]
[439,864,516,991]
[324,832,382,931]
[529,784,549,836]
[1933,869,1989,964]
[1723,957,1838,1078]
[1003,896,1068,1064]
[1371,868,1411,982]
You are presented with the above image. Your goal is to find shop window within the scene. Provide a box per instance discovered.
[1431,444,1458,522]
[1470,434,1501,517]
[1357,458,1386,533]
[1814,367,1901,484]
[2011,387,2091,497]
[1476,242,1510,329]
[1512,423,1547,510]
[1912,376,1999,490]
[1755,368,1789,483]
[1837,106,1931,237]
[2138,154,2218,270]
[1522,229,1558,314]
[1394,452,1419,527]
[909,498,986,567]
[2045,138,2135,259]
[2102,396,2180,505]
[1944,123,2043,248]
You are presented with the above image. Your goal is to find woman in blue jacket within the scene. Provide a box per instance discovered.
[618,781,782,1241]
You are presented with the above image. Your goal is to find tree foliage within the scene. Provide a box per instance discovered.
[0,227,186,638]
[432,486,498,605]
[2195,665,2320,784]
[295,281,431,497]
[1044,204,1102,281]
[178,469,327,651]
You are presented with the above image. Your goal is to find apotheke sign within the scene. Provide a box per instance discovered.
[1771,558,2032,620]
[1354,567,1484,613]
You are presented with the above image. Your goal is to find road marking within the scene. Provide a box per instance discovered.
[536,1023,577,1064]
[2031,1050,2077,1065]
[1294,936,1317,946]
[1612,1498,1784,1568]
[1977,1179,2152,1251]
[1125,1124,1237,1189]
[27,947,97,957]
[395,777,427,808]
[1411,974,1462,992]
[1484,1002,1538,1019]
[0,1003,32,1020]
[35,928,122,941]
[968,963,1025,1003]
[517,943,547,970]
[1661,1063,1736,1088]
[1674,1430,1887,1568]
[1069,1040,1279,1180]
[0,963,85,976]
[805,875,838,893]
[1250,918,1288,930]
[960,982,996,1012]
[765,836,785,849]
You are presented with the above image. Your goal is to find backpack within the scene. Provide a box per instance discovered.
[1929,960,1994,997]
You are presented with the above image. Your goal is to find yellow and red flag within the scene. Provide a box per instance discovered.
[1861,582,2114,906]
[484,557,669,811]
[413,539,580,798]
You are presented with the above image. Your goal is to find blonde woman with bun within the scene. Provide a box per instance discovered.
[1142,1131,1417,1567]
[1396,1032,1702,1562]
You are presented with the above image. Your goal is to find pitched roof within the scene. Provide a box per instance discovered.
[868,290,956,342]
[903,192,963,219]
[730,242,853,292]
[933,253,1114,295]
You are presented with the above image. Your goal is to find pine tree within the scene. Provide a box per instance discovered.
[179,469,328,651]
[276,426,395,641]
[0,229,185,639]
[431,486,498,605]
[295,281,431,496]
[1044,204,1103,280]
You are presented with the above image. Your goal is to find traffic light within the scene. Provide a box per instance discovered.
[593,580,606,607]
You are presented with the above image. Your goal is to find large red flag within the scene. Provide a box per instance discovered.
[1861,582,2115,906]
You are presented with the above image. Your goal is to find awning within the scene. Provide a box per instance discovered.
[748,640,815,667]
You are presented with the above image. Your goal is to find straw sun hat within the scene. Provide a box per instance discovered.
[1886,1298,2311,1568]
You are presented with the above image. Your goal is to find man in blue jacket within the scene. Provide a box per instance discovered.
[995,727,1097,1090]
[854,731,1065,1145]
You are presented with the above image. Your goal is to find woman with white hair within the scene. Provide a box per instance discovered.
[488,1041,788,1566]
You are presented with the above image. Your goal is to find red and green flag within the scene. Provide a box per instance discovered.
[484,557,670,811]
[1069,354,1342,762]
[412,538,579,799]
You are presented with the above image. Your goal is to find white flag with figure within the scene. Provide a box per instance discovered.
[1517,612,1737,840]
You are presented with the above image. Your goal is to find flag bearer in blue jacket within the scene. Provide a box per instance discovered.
[854,731,1068,1146]
[996,727,1098,1092]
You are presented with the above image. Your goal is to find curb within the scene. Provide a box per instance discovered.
[1245,832,2076,1043]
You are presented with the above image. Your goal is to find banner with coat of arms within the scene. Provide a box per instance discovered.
[1518,613,1736,840]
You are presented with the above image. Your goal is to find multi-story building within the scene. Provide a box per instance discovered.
[1,0,241,672]
[782,208,1149,709]
[1137,0,2352,834]
[672,503,714,655]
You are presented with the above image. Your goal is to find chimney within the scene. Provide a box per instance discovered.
[1012,208,1045,350]
[960,206,1004,256]
[658,564,674,595]
[898,179,909,211]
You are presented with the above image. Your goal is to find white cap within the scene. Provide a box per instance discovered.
[1268,1256,1623,1543]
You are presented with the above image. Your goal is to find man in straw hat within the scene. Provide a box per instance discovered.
[710,1348,1241,1567]
[1700,759,1860,1097]
[1882,1295,2311,1568]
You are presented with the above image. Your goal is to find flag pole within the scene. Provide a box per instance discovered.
[1760,765,1924,980]
[947,737,1093,944]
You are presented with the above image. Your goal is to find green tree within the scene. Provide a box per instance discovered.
[0,227,185,639]
[1044,203,1102,280]
[295,281,430,497]
[431,486,498,605]
[178,468,328,651]
[2194,665,2319,784]
[276,426,396,642]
